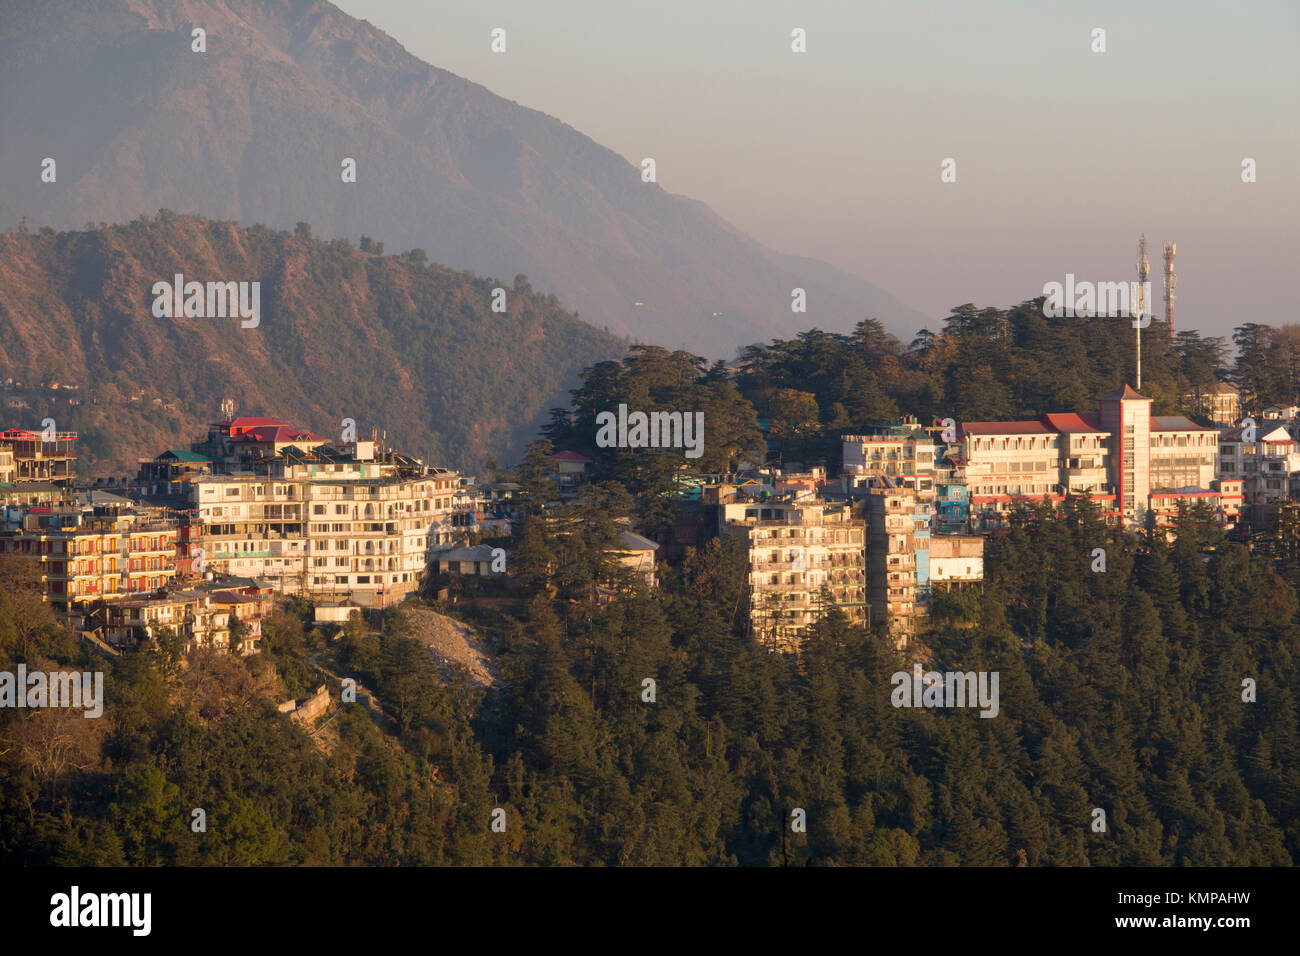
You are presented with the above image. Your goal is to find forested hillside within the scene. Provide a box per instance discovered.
[3,499,1294,865]
[0,213,626,475]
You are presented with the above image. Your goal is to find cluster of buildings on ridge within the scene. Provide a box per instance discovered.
[652,381,1289,651]
[0,415,484,655]
[2,377,1296,657]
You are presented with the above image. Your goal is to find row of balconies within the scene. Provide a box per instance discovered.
[42,559,176,577]
[202,481,457,504]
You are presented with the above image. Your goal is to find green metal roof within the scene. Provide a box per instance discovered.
[162,449,212,462]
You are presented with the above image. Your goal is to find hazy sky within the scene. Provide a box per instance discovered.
[335,0,1298,341]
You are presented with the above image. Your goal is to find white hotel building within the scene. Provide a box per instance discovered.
[192,442,467,605]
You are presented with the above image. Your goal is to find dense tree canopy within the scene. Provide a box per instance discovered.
[3,497,1295,865]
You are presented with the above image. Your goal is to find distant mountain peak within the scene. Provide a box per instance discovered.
[0,0,926,356]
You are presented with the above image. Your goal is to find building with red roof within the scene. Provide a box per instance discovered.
[1,425,78,488]
[956,384,1228,529]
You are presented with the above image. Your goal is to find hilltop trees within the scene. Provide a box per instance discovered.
[539,345,765,534]
[727,309,1300,467]
[2,487,1298,865]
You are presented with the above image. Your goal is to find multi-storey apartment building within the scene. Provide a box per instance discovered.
[191,443,467,605]
[0,504,178,625]
[713,488,866,651]
[958,385,1222,529]
[1,427,77,486]
[95,588,266,655]
[1,426,78,508]
[933,452,971,533]
[862,481,918,644]
[1217,423,1300,523]
[841,423,937,500]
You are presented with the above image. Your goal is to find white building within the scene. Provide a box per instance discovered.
[192,444,468,606]
[958,385,1221,528]
[1218,423,1300,512]
[712,487,866,651]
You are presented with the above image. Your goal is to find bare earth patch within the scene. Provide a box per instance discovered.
[402,606,499,689]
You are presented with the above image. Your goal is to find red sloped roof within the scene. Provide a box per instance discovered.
[1100,384,1150,402]
[550,451,593,462]
[1042,413,1105,433]
[216,417,290,435]
[232,426,324,443]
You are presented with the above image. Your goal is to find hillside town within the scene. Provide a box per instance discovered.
[0,375,1284,657]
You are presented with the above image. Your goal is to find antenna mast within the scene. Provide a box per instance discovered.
[1163,241,1176,334]
[1136,235,1149,389]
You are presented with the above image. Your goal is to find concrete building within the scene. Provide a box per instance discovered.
[0,504,178,625]
[136,448,216,497]
[841,424,937,501]
[95,587,266,655]
[715,489,866,651]
[1218,424,1300,524]
[548,451,593,489]
[1261,405,1300,422]
[190,417,327,466]
[862,481,919,644]
[933,452,971,533]
[772,466,828,497]
[1,427,77,487]
[927,535,985,591]
[958,385,1221,529]
[1,426,77,508]
[606,530,659,590]
[190,442,469,606]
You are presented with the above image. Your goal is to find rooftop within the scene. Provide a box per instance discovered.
[1101,384,1150,402]
[959,421,1055,436]
[432,544,499,562]
[613,530,658,552]
[232,426,326,443]
[160,449,212,463]
[1150,415,1216,432]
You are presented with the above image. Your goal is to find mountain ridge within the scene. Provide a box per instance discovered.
[0,0,927,356]
[0,213,627,478]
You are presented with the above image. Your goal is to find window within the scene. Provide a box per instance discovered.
[313,504,325,515]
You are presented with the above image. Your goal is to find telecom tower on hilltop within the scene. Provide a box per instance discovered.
[1136,234,1150,316]
[1136,235,1149,388]
[1163,242,1177,334]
